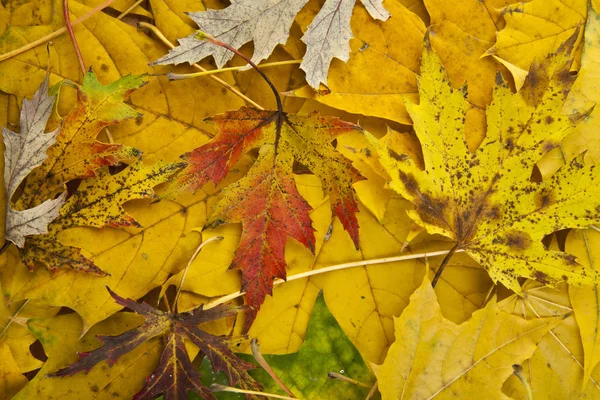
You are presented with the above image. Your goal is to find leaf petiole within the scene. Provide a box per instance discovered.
[173,234,224,310]
[210,383,296,399]
[431,244,459,288]
[203,248,466,310]
[251,338,296,398]
[63,0,86,74]
[138,22,266,110]
[0,0,117,63]
[167,59,301,81]
[195,31,284,114]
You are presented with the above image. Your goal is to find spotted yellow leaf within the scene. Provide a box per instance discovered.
[370,34,600,292]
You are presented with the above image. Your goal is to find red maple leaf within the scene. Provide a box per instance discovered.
[169,107,363,330]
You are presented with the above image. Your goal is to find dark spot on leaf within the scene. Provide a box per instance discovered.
[486,205,501,220]
[495,72,503,85]
[563,253,577,265]
[398,171,418,194]
[542,141,557,153]
[503,231,532,251]
[545,116,554,124]
[505,138,514,150]
[388,148,409,162]
[100,64,109,72]
[535,190,554,209]
[533,270,549,285]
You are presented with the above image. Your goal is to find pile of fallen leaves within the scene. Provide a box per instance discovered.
[1,0,600,398]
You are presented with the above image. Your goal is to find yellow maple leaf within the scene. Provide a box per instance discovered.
[538,5,600,179]
[565,228,600,389]
[499,278,600,398]
[292,0,425,124]
[484,0,600,89]
[425,0,515,149]
[370,35,600,292]
[373,276,559,399]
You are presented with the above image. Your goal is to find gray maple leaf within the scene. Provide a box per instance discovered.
[151,0,389,89]
[3,77,65,247]
[152,0,309,68]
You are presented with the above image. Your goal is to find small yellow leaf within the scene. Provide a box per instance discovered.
[374,277,559,399]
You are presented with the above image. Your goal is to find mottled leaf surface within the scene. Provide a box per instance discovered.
[16,72,144,209]
[22,161,182,274]
[371,36,600,292]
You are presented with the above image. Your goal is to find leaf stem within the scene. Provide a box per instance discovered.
[0,240,10,256]
[512,365,533,400]
[0,0,117,63]
[251,339,296,398]
[63,0,86,74]
[137,22,265,110]
[0,299,30,338]
[168,59,301,81]
[431,244,459,288]
[173,235,223,311]
[117,0,145,19]
[210,384,295,399]
[327,372,370,388]
[204,248,465,309]
[197,31,283,114]
[365,381,379,400]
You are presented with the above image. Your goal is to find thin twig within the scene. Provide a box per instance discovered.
[365,381,379,400]
[327,372,370,388]
[204,249,465,309]
[431,244,459,288]
[210,384,295,399]
[173,235,223,311]
[168,59,301,80]
[0,0,117,63]
[137,22,265,110]
[117,0,145,19]
[198,31,283,113]
[162,290,172,314]
[1,299,30,338]
[251,339,296,398]
[63,0,86,74]
[0,241,10,257]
